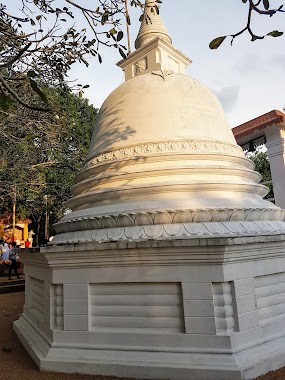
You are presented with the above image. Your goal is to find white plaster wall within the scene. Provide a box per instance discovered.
[14,237,285,380]
[266,124,285,211]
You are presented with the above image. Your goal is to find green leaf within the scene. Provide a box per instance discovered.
[81,58,89,67]
[209,36,227,49]
[79,91,83,98]
[27,70,37,78]
[0,94,13,111]
[117,31,124,42]
[98,54,102,64]
[263,0,270,10]
[267,30,283,37]
[101,14,108,25]
[29,79,48,104]
[109,28,117,35]
[119,48,127,59]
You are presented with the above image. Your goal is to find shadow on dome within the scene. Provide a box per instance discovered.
[85,99,137,163]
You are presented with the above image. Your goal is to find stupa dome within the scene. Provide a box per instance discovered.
[86,72,236,161]
[53,1,285,244]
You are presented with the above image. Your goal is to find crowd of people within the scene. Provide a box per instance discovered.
[0,240,21,280]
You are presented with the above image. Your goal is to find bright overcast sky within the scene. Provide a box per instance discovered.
[8,0,285,127]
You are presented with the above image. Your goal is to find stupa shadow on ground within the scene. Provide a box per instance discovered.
[14,1,285,379]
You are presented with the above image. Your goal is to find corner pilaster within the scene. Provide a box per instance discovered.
[266,124,285,211]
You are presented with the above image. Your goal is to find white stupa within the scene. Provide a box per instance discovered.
[15,2,285,379]
[52,0,284,245]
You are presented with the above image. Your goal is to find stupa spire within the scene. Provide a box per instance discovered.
[117,0,191,81]
[135,0,172,49]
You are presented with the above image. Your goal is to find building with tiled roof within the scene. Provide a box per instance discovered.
[233,110,285,210]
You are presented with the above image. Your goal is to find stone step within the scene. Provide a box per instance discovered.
[0,279,25,294]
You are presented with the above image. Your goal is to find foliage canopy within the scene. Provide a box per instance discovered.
[247,149,274,201]
[0,84,98,243]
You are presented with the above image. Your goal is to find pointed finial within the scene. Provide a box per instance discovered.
[117,0,191,81]
[135,0,172,49]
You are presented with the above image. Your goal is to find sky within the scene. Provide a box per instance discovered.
[8,0,285,127]
[76,0,285,128]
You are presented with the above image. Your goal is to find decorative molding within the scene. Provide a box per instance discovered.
[52,220,285,245]
[133,57,148,76]
[117,37,192,71]
[55,208,285,234]
[84,140,244,168]
[55,285,63,330]
[213,282,235,335]
[29,277,46,324]
[90,282,183,332]
[255,272,285,326]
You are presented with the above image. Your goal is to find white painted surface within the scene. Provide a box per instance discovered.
[14,4,285,379]
[52,0,283,245]
[14,237,285,379]
[266,124,285,212]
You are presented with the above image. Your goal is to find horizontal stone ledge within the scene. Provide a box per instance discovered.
[41,229,285,254]
[54,208,285,234]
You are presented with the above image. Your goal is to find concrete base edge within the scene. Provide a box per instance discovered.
[14,316,285,380]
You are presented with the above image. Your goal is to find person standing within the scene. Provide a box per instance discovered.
[2,242,10,261]
[1,242,10,277]
[0,240,7,276]
[8,243,19,280]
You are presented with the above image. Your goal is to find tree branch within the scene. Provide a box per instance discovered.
[0,74,49,112]
[0,42,32,68]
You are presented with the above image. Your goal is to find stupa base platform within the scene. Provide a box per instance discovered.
[14,319,285,380]
[14,233,285,380]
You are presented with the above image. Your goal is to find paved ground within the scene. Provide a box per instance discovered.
[0,263,24,281]
[0,274,22,283]
[0,291,284,380]
[0,292,131,380]
[0,271,25,294]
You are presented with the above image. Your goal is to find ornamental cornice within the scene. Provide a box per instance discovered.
[33,231,285,268]
[117,37,191,69]
[54,208,285,235]
[84,140,244,168]
[52,220,285,246]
